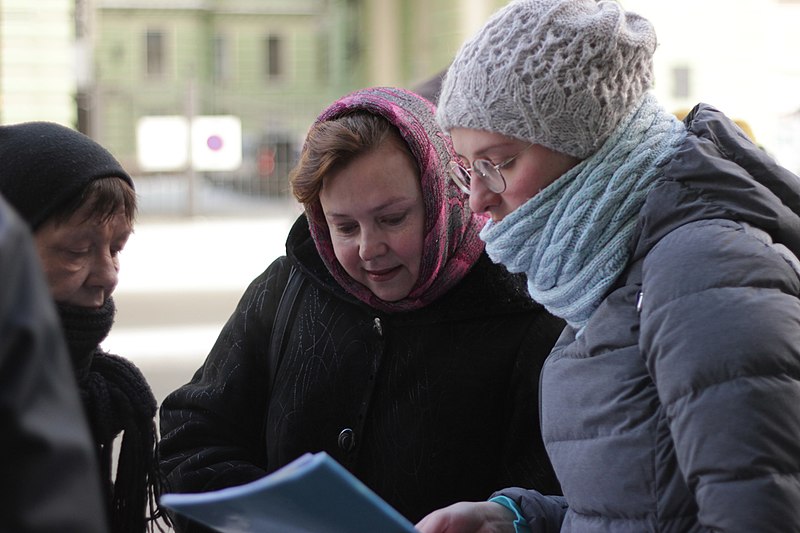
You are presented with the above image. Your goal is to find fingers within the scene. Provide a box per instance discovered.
[415,509,451,532]
[415,501,519,533]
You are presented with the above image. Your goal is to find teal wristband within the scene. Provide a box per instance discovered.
[489,495,531,533]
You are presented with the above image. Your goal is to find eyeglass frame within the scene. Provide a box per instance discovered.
[448,143,534,195]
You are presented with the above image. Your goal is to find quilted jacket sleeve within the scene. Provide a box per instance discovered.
[491,487,568,533]
[639,218,800,530]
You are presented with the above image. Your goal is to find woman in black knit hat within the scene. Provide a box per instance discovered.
[0,121,167,533]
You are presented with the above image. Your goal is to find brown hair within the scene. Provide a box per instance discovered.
[290,111,415,205]
[49,177,137,227]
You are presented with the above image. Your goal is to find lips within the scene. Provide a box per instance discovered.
[364,265,401,282]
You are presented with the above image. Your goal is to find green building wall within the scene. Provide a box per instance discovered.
[91,0,509,191]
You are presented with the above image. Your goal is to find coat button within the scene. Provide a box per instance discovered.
[338,428,356,452]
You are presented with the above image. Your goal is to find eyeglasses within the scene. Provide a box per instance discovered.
[448,144,533,195]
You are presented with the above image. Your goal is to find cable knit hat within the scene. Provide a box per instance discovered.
[437,0,656,159]
[0,121,133,230]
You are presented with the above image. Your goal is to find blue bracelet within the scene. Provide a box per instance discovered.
[489,495,532,533]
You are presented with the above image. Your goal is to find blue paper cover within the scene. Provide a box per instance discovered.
[160,452,418,533]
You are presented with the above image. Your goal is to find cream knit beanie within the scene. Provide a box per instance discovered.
[437,0,657,159]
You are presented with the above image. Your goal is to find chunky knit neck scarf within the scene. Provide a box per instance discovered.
[57,298,166,533]
[481,94,686,331]
[58,297,115,380]
[307,87,486,313]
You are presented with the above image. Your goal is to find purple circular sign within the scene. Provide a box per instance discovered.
[206,135,224,151]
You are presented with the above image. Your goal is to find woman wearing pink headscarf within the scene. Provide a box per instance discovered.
[159,87,564,531]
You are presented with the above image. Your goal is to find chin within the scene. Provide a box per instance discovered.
[371,287,410,303]
[374,293,403,303]
[491,209,510,222]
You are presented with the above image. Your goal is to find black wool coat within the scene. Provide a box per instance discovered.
[159,215,564,528]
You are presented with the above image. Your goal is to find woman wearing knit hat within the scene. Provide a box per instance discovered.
[158,87,565,531]
[0,122,167,533]
[417,0,800,532]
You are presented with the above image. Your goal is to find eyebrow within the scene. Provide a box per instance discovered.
[325,196,415,219]
[455,141,520,160]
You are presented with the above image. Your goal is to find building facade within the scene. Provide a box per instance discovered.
[89,0,505,194]
[93,0,337,193]
[622,0,800,171]
[0,0,76,125]
[7,0,796,195]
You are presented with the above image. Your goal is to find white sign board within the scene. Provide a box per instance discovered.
[136,116,189,172]
[136,115,242,172]
[191,116,243,171]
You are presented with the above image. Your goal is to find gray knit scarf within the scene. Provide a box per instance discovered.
[480,94,686,332]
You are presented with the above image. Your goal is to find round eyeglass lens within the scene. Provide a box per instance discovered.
[473,159,506,193]
[448,162,471,194]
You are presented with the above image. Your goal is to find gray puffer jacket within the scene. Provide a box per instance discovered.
[498,104,800,532]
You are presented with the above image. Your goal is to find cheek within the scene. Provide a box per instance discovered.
[39,250,82,282]
[42,263,85,301]
[330,238,360,276]
[394,225,425,276]
[504,171,549,210]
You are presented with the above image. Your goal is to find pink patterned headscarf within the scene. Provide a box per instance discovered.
[305,87,487,313]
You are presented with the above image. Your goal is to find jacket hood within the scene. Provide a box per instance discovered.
[633,103,800,261]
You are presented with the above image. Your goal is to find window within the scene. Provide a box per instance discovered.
[343,0,362,69]
[671,65,691,99]
[265,34,283,80]
[146,30,165,78]
[316,32,330,83]
[75,0,89,39]
[213,35,230,83]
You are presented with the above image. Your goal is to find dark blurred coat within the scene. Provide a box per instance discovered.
[0,194,107,533]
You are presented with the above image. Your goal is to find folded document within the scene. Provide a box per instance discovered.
[160,451,418,533]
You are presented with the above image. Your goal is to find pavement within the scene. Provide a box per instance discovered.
[101,186,303,405]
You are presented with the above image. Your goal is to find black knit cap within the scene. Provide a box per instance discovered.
[0,121,133,230]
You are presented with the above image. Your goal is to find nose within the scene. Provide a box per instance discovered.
[468,178,500,217]
[359,226,388,262]
[90,250,120,298]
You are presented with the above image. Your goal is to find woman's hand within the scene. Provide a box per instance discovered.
[415,501,517,533]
